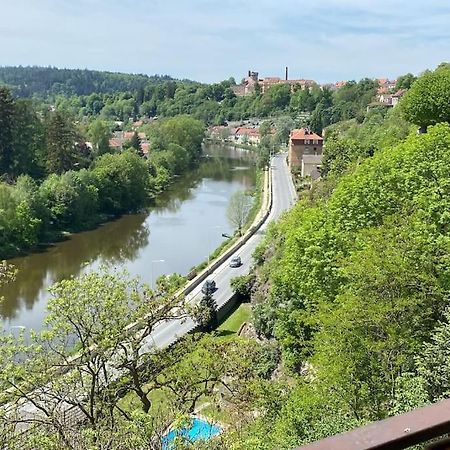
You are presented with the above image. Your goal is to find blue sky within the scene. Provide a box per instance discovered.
[1,0,449,83]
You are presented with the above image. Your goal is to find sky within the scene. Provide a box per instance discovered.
[1,0,449,83]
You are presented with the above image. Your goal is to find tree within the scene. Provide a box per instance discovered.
[227,190,252,235]
[45,111,79,174]
[193,292,218,331]
[417,307,450,401]
[230,274,255,300]
[321,134,367,177]
[395,73,416,90]
[266,84,291,110]
[0,87,15,176]
[130,131,142,156]
[274,116,295,146]
[11,99,46,178]
[93,150,150,214]
[401,65,450,130]
[88,118,111,156]
[0,271,187,443]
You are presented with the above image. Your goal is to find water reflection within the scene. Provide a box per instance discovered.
[0,145,255,331]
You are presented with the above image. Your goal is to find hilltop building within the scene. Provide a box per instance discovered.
[232,68,317,97]
[288,128,324,179]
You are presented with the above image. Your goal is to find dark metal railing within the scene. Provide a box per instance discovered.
[295,398,450,450]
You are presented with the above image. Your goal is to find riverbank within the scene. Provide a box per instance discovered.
[0,144,256,332]
[187,167,264,278]
[205,137,256,151]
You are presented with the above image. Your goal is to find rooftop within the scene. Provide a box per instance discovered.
[291,128,323,141]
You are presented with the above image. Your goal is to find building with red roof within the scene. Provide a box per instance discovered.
[233,127,260,145]
[288,128,324,178]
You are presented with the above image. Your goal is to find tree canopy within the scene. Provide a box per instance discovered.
[401,65,450,129]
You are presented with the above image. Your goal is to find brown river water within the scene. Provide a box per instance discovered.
[0,144,256,333]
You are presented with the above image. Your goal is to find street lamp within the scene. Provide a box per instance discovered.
[207,225,227,265]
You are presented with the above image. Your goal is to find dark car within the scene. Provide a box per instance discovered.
[229,256,242,268]
[201,279,216,295]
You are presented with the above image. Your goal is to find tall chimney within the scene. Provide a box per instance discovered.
[285,66,288,81]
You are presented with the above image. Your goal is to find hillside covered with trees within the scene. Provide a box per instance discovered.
[0,66,176,97]
[225,64,450,448]
[1,66,387,131]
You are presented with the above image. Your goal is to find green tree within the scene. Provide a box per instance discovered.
[321,134,367,177]
[0,271,187,443]
[401,65,450,130]
[193,292,218,331]
[88,118,111,156]
[45,111,79,174]
[395,73,416,90]
[0,87,15,176]
[93,150,150,214]
[231,274,255,300]
[227,190,253,235]
[130,131,142,155]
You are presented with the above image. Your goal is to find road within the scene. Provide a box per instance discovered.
[7,152,297,429]
[145,152,297,350]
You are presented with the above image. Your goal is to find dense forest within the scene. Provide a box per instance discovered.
[0,66,176,97]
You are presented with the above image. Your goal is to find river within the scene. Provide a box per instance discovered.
[0,144,256,333]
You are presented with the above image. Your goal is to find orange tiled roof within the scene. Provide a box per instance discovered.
[109,138,122,148]
[290,128,323,141]
[235,127,260,137]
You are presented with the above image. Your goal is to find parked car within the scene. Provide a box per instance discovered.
[229,256,242,268]
[201,279,216,295]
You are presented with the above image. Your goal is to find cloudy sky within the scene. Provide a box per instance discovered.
[1,0,449,83]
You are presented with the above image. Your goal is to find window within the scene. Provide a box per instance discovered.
[313,139,318,144]
[305,139,310,144]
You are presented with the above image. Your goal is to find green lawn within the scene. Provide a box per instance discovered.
[217,303,252,338]
[119,303,253,415]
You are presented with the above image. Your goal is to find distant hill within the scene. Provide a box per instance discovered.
[0,66,176,97]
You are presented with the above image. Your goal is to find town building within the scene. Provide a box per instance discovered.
[232,68,317,97]
[288,128,324,179]
[233,127,260,145]
[376,88,407,107]
[108,131,150,154]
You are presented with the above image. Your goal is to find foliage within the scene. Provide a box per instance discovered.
[230,274,255,300]
[45,111,88,174]
[0,87,15,175]
[322,106,415,178]
[0,270,187,443]
[401,65,450,129]
[227,190,253,235]
[245,123,450,445]
[395,73,417,90]
[0,89,205,257]
[193,292,218,331]
[92,150,150,214]
[0,65,173,97]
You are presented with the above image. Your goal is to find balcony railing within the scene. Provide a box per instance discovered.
[295,398,450,450]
